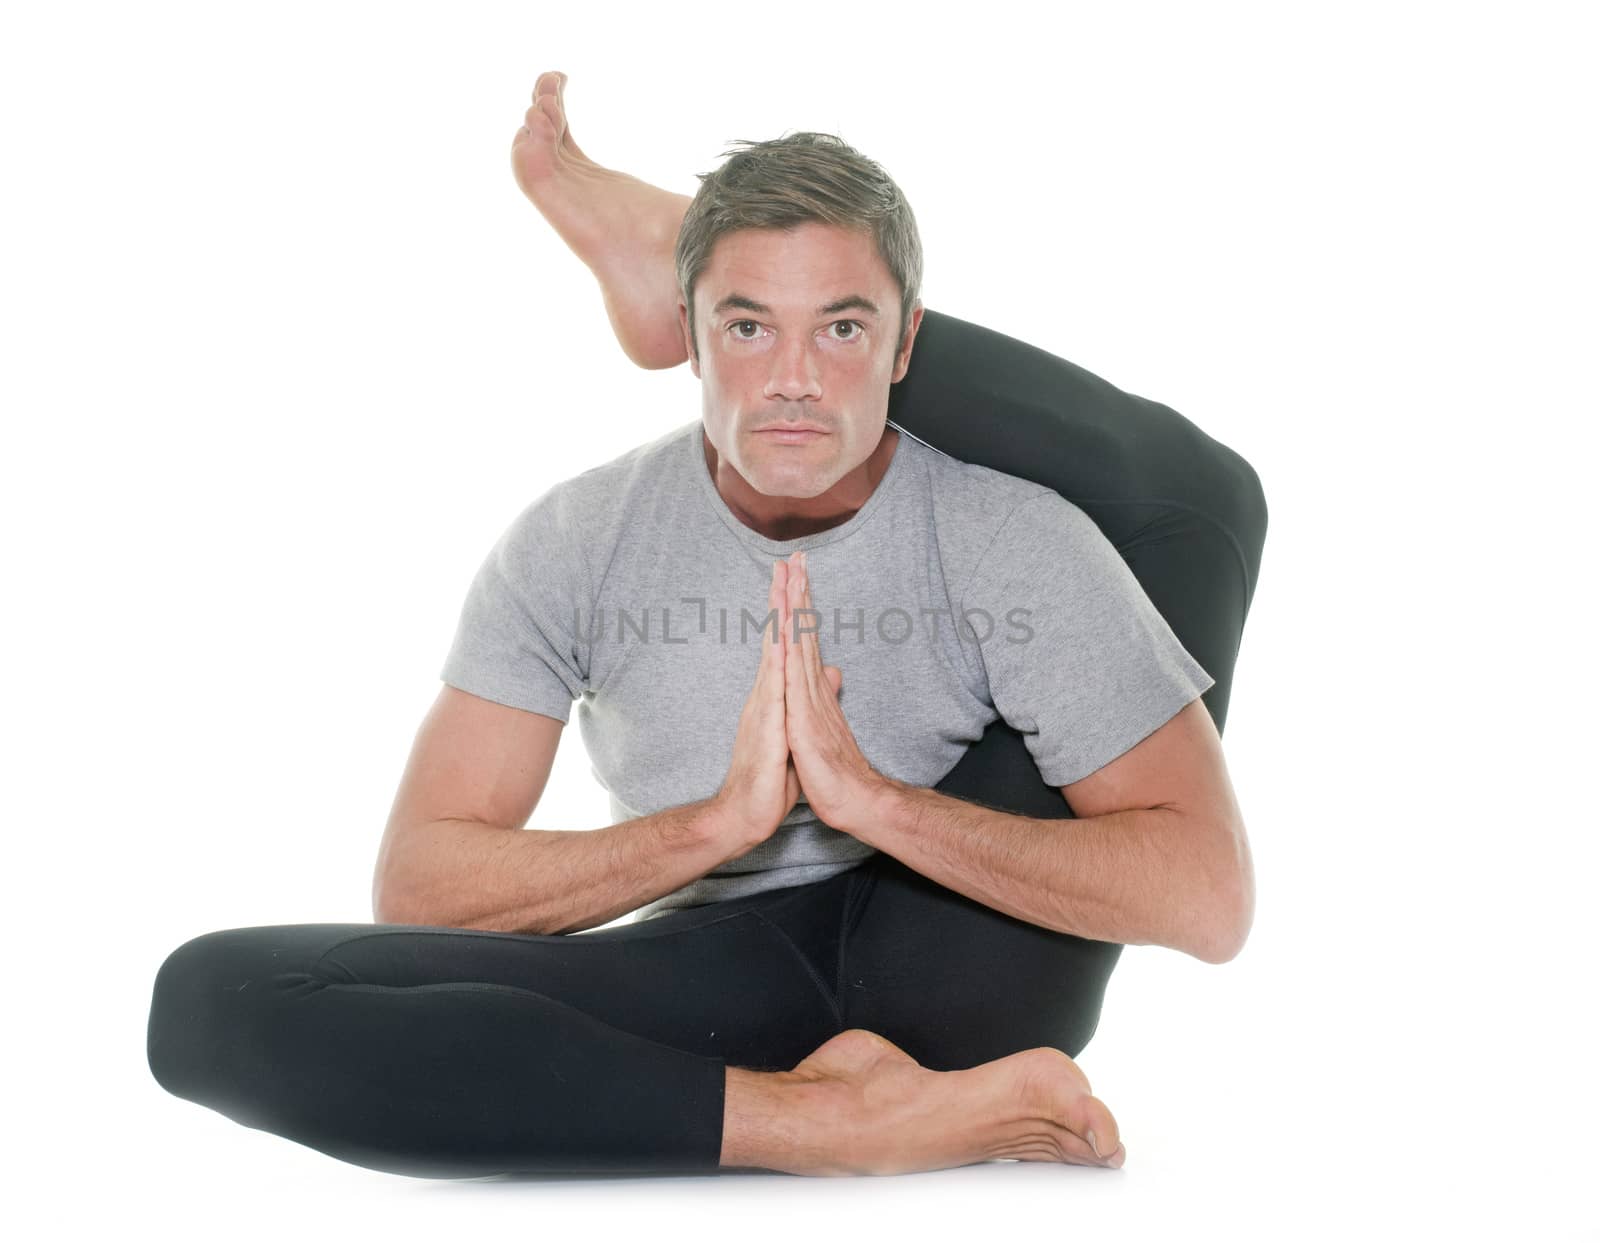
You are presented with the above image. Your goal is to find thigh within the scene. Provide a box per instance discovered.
[837,853,1121,1071]
[889,307,1268,737]
[889,308,1266,549]
[153,880,848,1075]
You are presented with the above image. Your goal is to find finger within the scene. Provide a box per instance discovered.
[763,561,786,691]
[785,552,807,650]
[794,552,824,696]
[755,562,778,700]
[784,553,810,705]
[777,558,793,675]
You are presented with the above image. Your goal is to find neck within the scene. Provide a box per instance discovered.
[704,425,899,542]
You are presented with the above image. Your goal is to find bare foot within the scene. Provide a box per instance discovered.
[512,71,693,369]
[787,1028,1127,1176]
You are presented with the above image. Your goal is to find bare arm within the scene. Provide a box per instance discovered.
[841,700,1253,963]
[372,685,747,935]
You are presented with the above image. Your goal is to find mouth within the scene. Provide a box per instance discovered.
[753,426,830,443]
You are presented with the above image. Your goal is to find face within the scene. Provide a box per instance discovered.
[681,221,923,531]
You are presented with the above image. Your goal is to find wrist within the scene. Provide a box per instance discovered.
[849,774,909,845]
[701,793,766,852]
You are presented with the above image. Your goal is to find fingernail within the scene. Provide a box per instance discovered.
[1086,1130,1101,1157]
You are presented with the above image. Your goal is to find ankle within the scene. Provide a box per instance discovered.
[720,1066,857,1175]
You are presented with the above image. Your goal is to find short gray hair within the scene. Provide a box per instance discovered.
[674,132,923,363]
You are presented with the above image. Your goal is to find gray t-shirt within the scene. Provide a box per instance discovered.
[439,418,1214,922]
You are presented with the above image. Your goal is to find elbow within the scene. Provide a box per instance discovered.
[372,827,407,924]
[1194,909,1251,964]
[372,861,433,927]
[371,873,409,926]
[372,820,448,927]
[1191,847,1255,965]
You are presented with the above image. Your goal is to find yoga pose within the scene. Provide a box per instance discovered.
[146,72,1264,1180]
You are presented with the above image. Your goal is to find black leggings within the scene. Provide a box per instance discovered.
[147,852,1119,1178]
[146,309,1268,1179]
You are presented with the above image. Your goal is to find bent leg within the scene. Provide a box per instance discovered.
[147,879,850,1178]
[889,307,1269,737]
[837,852,1121,1071]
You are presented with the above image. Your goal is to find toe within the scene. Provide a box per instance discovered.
[1035,1071,1119,1158]
[535,93,563,131]
[1078,1095,1121,1158]
[1050,1113,1124,1168]
[532,70,563,102]
[554,75,589,160]
[529,70,579,152]
[515,101,557,152]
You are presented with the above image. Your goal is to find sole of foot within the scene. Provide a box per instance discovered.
[511,70,694,369]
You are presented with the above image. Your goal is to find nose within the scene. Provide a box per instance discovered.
[762,333,823,402]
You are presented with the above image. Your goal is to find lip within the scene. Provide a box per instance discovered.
[754,426,830,441]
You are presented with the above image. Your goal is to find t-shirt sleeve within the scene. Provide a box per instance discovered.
[437,488,590,723]
[962,491,1216,788]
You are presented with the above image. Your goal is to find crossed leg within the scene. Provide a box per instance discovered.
[148,851,1124,1176]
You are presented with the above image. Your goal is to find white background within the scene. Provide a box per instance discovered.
[5,1,1595,1239]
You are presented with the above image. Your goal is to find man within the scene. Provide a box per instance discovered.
[146,72,1258,1180]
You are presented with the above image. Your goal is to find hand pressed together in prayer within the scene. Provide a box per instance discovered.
[712,549,898,849]
[781,549,895,835]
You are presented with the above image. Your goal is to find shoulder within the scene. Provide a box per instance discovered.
[481,423,695,604]
[898,427,1098,566]
[898,426,1060,526]
[542,420,693,514]
[505,421,694,541]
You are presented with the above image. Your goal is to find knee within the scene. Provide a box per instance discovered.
[147,930,238,1100]
[1199,442,1269,559]
[146,927,316,1102]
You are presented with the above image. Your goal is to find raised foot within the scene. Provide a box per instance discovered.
[511,70,693,369]
[788,1028,1127,1177]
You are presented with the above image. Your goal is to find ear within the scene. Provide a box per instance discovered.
[889,301,925,384]
[679,301,700,378]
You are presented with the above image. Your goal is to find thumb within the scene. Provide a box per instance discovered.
[823,665,842,698]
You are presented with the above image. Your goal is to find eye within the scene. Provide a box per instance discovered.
[729,320,762,340]
[829,320,864,340]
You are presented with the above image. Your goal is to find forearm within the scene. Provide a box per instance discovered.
[855,780,1246,962]
[375,798,744,935]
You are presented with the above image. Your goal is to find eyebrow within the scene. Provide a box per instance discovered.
[710,293,882,319]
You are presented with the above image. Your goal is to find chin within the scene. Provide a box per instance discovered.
[750,463,834,499]
[753,473,826,500]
